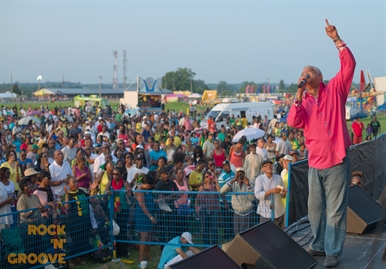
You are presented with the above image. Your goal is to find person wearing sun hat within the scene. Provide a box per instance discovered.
[158,232,200,269]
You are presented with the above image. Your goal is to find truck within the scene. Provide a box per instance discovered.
[200,102,274,130]
[74,95,110,108]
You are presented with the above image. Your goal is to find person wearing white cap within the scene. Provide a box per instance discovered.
[280,155,293,209]
[158,232,200,269]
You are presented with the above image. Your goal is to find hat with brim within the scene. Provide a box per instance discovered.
[159,167,170,175]
[31,144,39,150]
[134,154,145,161]
[24,168,40,177]
[19,177,32,190]
[262,159,273,166]
[181,232,194,244]
[236,167,245,173]
[276,154,285,162]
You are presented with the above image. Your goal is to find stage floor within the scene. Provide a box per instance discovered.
[286,218,386,269]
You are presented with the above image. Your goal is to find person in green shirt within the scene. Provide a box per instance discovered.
[229,114,236,126]
[217,126,226,142]
[115,112,122,122]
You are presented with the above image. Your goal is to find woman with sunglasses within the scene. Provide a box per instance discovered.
[35,152,50,172]
[93,160,114,195]
[195,170,220,246]
[33,171,57,217]
[72,156,92,193]
[18,149,33,176]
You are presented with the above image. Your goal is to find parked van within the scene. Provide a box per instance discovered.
[200,102,274,130]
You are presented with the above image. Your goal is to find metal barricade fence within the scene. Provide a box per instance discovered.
[0,194,112,269]
[112,189,283,249]
[0,189,287,266]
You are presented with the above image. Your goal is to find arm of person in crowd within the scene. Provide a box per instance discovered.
[104,181,112,195]
[220,176,237,194]
[123,181,132,196]
[175,248,188,259]
[255,177,279,200]
[227,146,233,161]
[135,191,156,224]
[0,196,14,208]
[63,186,70,210]
[50,177,69,186]
[212,176,220,192]
[89,204,98,230]
[187,246,201,254]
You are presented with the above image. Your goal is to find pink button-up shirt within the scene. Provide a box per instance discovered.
[287,47,356,169]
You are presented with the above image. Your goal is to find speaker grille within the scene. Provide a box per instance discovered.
[170,245,241,269]
[239,221,316,269]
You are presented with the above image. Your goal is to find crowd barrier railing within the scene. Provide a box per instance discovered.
[0,189,288,267]
[112,189,283,249]
[0,194,112,269]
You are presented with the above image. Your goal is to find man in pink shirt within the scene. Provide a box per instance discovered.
[183,115,193,131]
[287,19,356,268]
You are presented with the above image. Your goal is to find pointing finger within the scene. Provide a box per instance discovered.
[325,18,330,26]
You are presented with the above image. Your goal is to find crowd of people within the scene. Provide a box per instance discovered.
[0,96,381,268]
[0,98,313,266]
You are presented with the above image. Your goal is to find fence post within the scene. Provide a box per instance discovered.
[109,192,114,249]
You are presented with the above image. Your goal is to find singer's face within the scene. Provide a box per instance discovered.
[301,66,323,86]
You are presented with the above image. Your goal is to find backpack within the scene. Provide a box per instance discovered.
[91,248,113,262]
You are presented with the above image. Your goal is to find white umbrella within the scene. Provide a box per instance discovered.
[59,115,74,122]
[18,116,41,125]
[232,128,265,143]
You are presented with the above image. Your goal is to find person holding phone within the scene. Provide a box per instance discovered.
[220,167,255,235]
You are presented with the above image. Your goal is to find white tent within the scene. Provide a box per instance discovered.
[188,93,202,99]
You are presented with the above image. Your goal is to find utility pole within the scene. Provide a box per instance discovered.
[123,50,127,90]
[190,80,193,93]
[99,76,102,97]
[62,74,64,89]
[112,51,118,89]
[10,74,13,101]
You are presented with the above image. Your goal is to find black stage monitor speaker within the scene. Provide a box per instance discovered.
[347,185,386,234]
[169,245,241,269]
[378,185,386,211]
[225,221,317,269]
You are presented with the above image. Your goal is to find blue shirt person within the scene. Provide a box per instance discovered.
[158,232,200,269]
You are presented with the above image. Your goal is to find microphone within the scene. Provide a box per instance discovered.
[298,74,310,88]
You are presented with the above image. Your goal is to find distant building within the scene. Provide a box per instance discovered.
[44,86,137,98]
[0,91,18,99]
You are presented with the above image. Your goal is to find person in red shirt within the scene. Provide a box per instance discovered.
[207,116,214,129]
[20,135,31,151]
[351,117,364,144]
[287,20,356,268]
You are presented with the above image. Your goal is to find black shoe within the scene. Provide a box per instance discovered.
[306,248,326,257]
[324,256,338,268]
